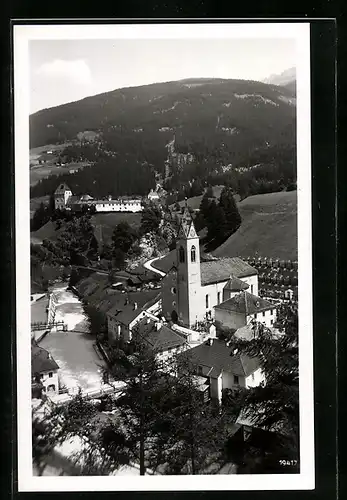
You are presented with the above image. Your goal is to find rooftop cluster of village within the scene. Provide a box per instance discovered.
[31,200,298,476]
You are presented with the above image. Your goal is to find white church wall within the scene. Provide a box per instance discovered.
[222,289,242,302]
[240,274,258,296]
[200,281,229,320]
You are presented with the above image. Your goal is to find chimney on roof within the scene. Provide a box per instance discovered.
[233,348,239,356]
[133,302,138,311]
[207,338,214,346]
[155,322,162,331]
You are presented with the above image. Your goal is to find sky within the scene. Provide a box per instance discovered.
[29,38,296,114]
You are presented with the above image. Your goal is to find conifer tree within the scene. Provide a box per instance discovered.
[223,303,299,473]
[219,186,242,236]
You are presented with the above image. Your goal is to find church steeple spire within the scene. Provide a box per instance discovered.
[178,203,198,240]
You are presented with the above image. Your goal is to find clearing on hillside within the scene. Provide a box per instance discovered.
[212,190,297,261]
[151,190,297,272]
[170,185,227,211]
[90,212,142,244]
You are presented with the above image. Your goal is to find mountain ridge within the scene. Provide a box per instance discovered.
[30,77,296,149]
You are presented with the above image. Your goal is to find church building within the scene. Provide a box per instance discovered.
[161,207,276,329]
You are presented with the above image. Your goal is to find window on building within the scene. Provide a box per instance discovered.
[270,309,273,315]
[271,319,273,325]
[234,375,239,385]
[262,311,265,317]
[251,373,255,381]
[217,292,221,305]
[49,372,53,378]
[251,284,254,294]
[254,314,257,319]
[191,245,196,262]
[179,246,185,263]
[205,294,209,309]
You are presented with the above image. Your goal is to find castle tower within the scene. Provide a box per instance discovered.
[54,183,72,210]
[176,205,202,328]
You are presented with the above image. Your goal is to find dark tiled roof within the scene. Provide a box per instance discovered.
[224,276,250,291]
[106,290,160,326]
[66,195,80,205]
[31,295,49,324]
[54,183,71,194]
[109,305,145,326]
[214,291,274,315]
[201,257,257,285]
[136,319,186,352]
[32,345,59,375]
[182,339,260,378]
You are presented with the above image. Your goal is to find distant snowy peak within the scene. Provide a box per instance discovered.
[263,67,296,87]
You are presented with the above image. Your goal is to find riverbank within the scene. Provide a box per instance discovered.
[39,283,105,393]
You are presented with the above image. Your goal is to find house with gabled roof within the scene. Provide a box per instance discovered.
[31,343,60,396]
[179,337,265,403]
[135,316,189,363]
[214,291,277,331]
[106,290,161,343]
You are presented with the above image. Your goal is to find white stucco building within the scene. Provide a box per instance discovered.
[179,337,265,404]
[31,344,60,395]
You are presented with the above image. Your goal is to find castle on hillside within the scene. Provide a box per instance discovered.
[161,206,278,331]
[54,183,143,213]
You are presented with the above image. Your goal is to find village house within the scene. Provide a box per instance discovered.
[31,343,60,396]
[135,316,189,364]
[106,290,161,343]
[214,291,277,331]
[179,338,265,404]
[147,189,160,202]
[161,206,275,331]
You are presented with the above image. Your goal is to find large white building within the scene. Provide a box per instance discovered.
[53,184,143,213]
[161,206,277,330]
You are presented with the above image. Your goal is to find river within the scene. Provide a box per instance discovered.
[39,283,105,393]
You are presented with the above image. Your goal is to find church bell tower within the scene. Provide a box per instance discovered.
[176,205,202,328]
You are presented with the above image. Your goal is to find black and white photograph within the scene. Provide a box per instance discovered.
[14,22,314,491]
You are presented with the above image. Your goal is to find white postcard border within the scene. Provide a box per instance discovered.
[14,22,314,491]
